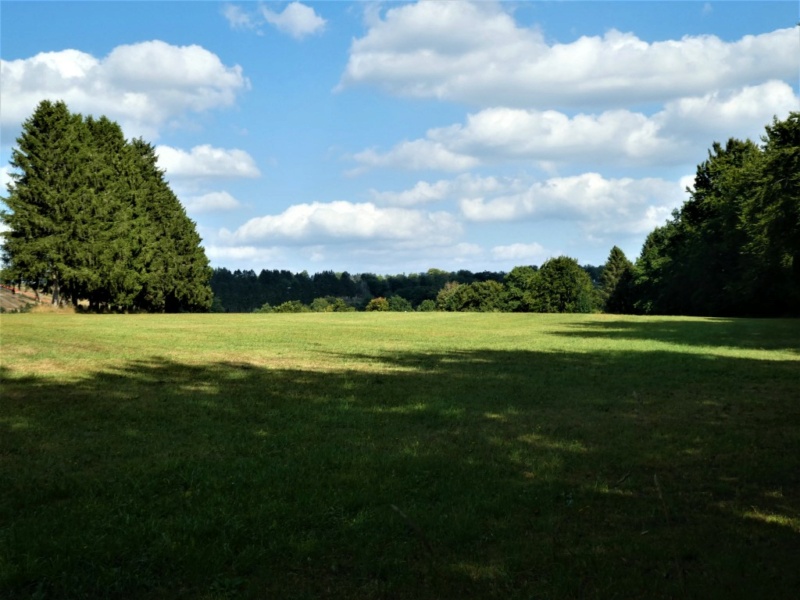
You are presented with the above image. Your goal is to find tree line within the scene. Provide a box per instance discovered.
[211,114,799,317]
[2,102,796,317]
[210,258,602,313]
[1,100,212,312]
[624,113,799,317]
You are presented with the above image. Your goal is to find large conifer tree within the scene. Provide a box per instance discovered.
[601,246,635,314]
[1,100,212,312]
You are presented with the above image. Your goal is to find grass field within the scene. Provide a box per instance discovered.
[1,313,799,599]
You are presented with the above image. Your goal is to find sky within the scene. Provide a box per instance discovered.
[1,1,798,276]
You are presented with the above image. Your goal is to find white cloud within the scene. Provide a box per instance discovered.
[222,3,256,30]
[156,145,261,179]
[0,41,249,140]
[351,139,479,173]
[657,80,799,139]
[205,244,285,265]
[460,172,687,237]
[261,2,326,40]
[430,107,676,165]
[223,201,462,244]
[340,1,798,108]
[370,174,513,206]
[352,81,799,171]
[182,191,242,213]
[491,242,551,263]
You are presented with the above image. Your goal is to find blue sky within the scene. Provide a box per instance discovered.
[1,1,798,275]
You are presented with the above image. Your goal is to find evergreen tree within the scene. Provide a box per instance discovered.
[126,138,212,312]
[81,115,141,309]
[600,246,635,313]
[2,100,87,304]
[1,100,212,312]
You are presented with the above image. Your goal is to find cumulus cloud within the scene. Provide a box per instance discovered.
[351,139,479,173]
[261,2,326,39]
[181,191,243,213]
[156,145,261,179]
[351,81,799,171]
[460,172,687,237]
[0,41,249,140]
[370,174,513,206]
[222,201,462,245]
[340,1,798,108]
[491,242,551,263]
[205,244,285,265]
[658,80,799,139]
[222,3,256,30]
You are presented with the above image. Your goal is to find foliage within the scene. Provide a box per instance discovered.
[388,295,413,312]
[601,246,635,314]
[446,280,509,312]
[631,113,799,316]
[504,265,538,312]
[1,100,212,312]
[209,267,510,313]
[309,296,354,312]
[416,299,436,312]
[435,281,464,311]
[531,256,596,313]
[365,296,390,311]
[272,300,310,313]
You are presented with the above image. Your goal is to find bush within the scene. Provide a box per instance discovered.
[388,296,413,312]
[273,300,310,313]
[417,299,436,312]
[365,297,390,312]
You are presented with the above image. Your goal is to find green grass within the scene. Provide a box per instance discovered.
[1,313,799,599]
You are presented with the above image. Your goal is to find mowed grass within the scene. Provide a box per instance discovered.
[1,313,799,599]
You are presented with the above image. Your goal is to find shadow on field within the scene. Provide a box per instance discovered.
[2,345,799,599]
[556,316,800,353]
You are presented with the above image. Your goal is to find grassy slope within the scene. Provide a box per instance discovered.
[1,313,799,599]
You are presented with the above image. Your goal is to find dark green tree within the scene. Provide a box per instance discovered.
[740,113,800,315]
[1,100,213,312]
[531,256,595,313]
[388,295,413,312]
[435,281,463,311]
[504,265,538,312]
[2,100,87,304]
[630,112,799,316]
[126,139,212,312]
[600,246,635,313]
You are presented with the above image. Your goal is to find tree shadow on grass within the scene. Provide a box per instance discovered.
[554,316,800,354]
[1,346,799,599]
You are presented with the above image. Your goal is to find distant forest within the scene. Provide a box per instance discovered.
[212,112,799,318]
[210,264,603,313]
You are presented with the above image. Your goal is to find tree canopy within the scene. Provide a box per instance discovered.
[1,100,212,312]
[629,112,799,317]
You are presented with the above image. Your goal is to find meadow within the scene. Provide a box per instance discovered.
[1,312,798,599]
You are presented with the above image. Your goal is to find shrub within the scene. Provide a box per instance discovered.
[365,297,390,312]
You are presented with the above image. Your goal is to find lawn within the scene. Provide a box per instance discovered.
[1,313,799,599]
